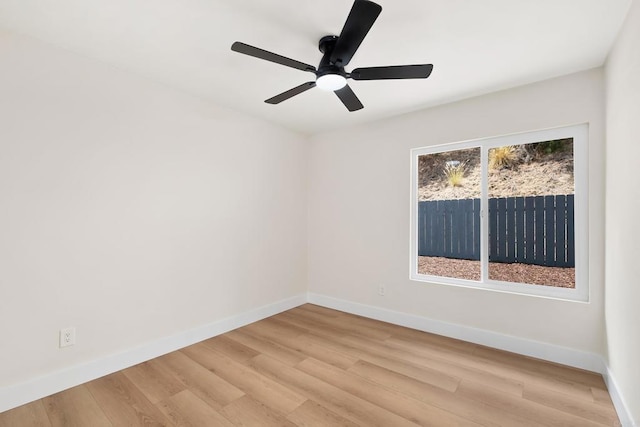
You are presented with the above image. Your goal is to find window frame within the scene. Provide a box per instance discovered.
[410,124,589,302]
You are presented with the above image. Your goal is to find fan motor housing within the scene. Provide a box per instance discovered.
[317,35,347,78]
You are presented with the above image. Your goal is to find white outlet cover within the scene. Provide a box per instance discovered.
[59,327,76,348]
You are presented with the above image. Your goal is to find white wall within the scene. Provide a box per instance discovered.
[605,0,640,423]
[0,32,307,389]
[308,69,606,355]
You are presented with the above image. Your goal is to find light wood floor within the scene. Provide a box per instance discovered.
[0,304,620,426]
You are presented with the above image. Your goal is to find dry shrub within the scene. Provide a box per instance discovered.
[489,145,517,170]
[443,161,465,187]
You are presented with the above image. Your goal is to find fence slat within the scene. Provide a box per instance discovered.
[460,200,468,258]
[524,197,535,264]
[488,198,497,262]
[444,200,452,256]
[453,200,462,257]
[468,199,477,259]
[473,198,481,259]
[418,202,427,256]
[497,198,508,262]
[567,195,575,266]
[435,200,444,256]
[515,197,526,263]
[556,195,567,265]
[545,195,556,266]
[427,200,436,255]
[534,196,545,264]
[506,197,516,261]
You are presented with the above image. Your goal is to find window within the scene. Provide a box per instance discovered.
[410,124,588,301]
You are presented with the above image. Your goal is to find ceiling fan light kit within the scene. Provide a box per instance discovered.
[231,0,433,112]
[316,74,347,91]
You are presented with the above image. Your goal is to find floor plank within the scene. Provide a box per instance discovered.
[202,335,261,364]
[43,385,112,427]
[296,357,480,427]
[592,386,616,406]
[473,345,606,389]
[156,350,245,410]
[244,319,359,369]
[248,353,419,427]
[181,342,307,415]
[0,400,51,427]
[456,379,608,427]
[284,307,393,341]
[225,328,307,367]
[85,372,170,426]
[121,359,186,404]
[286,400,359,427]
[156,389,234,427]
[523,382,620,425]
[348,360,545,427]
[220,395,298,427]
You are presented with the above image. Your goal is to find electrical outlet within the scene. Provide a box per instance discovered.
[59,327,76,348]
[378,285,386,296]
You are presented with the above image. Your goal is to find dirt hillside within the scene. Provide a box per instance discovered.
[418,142,574,201]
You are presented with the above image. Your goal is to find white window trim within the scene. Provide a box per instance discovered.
[410,123,589,302]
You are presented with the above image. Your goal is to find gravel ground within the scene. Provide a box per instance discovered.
[418,256,575,288]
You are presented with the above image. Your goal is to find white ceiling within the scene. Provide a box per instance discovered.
[0,0,632,135]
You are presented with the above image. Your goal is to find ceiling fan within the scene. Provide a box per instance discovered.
[231,0,434,112]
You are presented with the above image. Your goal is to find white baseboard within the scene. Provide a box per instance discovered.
[0,293,307,414]
[308,293,640,426]
[603,366,637,427]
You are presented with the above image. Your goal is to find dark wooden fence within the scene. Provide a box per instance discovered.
[418,195,574,267]
[418,199,481,261]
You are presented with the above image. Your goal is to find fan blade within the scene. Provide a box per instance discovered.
[330,0,382,67]
[265,82,316,104]
[232,42,316,73]
[350,64,434,80]
[334,85,364,111]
